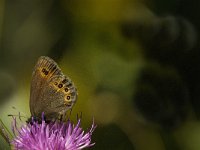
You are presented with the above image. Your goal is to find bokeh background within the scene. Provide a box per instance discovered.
[0,0,200,149]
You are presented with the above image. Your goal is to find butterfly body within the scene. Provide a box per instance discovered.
[30,56,77,121]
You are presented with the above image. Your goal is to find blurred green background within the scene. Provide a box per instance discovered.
[0,0,200,149]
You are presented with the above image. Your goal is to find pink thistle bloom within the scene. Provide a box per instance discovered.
[11,115,96,150]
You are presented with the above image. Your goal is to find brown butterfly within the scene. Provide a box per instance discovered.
[30,56,77,121]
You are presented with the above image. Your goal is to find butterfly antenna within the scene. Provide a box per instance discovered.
[19,112,22,121]
[7,114,27,120]
[8,106,29,121]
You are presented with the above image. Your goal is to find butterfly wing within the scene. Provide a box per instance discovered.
[30,56,77,120]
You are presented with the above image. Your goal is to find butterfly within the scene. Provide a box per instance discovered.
[30,56,77,121]
[0,56,77,145]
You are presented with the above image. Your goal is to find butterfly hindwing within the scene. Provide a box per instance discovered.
[30,56,77,120]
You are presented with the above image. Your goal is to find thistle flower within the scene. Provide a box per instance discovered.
[11,114,96,150]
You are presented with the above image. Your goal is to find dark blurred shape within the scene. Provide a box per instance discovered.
[0,72,16,104]
[0,0,74,79]
[47,0,73,62]
[147,0,180,14]
[160,129,181,150]
[121,16,197,65]
[121,13,200,123]
[90,124,134,150]
[48,36,70,62]
[133,64,189,130]
[187,48,200,119]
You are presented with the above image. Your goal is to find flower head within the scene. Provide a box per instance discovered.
[11,114,96,150]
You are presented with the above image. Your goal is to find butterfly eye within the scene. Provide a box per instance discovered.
[42,68,48,75]
[65,88,68,92]
[58,84,63,88]
[66,96,70,100]
[54,82,58,85]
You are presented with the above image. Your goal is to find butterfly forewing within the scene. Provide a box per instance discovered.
[30,56,77,120]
